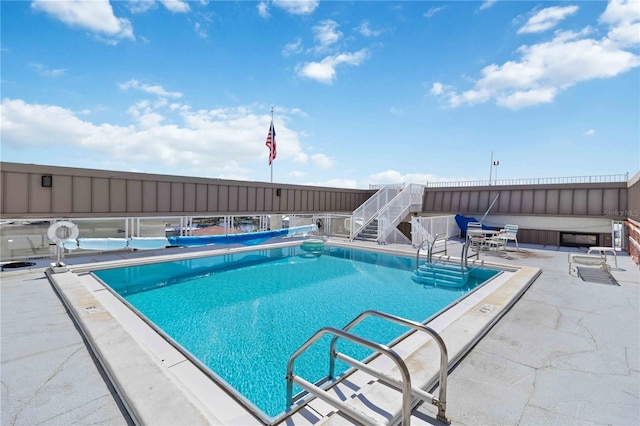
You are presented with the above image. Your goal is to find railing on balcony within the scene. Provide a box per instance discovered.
[411,215,459,248]
[425,173,629,188]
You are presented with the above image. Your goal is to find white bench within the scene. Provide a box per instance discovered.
[568,253,611,275]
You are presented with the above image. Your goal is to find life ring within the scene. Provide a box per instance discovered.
[47,221,79,243]
[316,218,324,229]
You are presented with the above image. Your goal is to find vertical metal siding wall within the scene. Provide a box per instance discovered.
[422,184,628,219]
[0,162,374,217]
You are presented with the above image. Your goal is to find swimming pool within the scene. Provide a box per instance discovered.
[93,244,500,420]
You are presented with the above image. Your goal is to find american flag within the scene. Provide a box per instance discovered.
[266,122,277,165]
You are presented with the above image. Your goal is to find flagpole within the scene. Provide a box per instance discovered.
[270,107,274,183]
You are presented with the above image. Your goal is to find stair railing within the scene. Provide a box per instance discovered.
[377,184,424,244]
[350,185,403,241]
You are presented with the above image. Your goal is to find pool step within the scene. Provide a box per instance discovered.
[412,262,469,288]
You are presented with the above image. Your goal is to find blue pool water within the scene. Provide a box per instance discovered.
[93,245,499,418]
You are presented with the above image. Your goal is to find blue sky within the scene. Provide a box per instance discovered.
[2,0,639,189]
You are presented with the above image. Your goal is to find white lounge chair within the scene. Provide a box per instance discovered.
[501,224,519,251]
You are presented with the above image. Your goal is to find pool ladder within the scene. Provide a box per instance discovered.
[286,310,450,426]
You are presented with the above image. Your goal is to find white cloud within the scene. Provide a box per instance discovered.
[296,49,369,84]
[430,82,444,95]
[257,2,269,18]
[600,0,640,47]
[355,20,382,37]
[31,0,134,42]
[0,98,309,178]
[119,80,183,98]
[282,38,303,56]
[389,107,404,116]
[289,171,307,178]
[517,5,579,34]
[313,20,342,52]
[584,129,596,136]
[303,178,358,189]
[368,170,469,185]
[160,0,190,13]
[432,24,640,109]
[424,6,445,19]
[479,1,497,11]
[30,63,68,77]
[272,0,319,16]
[311,153,333,169]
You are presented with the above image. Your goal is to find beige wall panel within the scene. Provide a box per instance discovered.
[29,174,52,213]
[497,191,510,213]
[587,189,603,216]
[238,187,248,212]
[558,189,573,215]
[184,183,196,212]
[218,186,229,212]
[157,182,171,212]
[247,187,257,212]
[478,191,490,214]
[546,189,560,214]
[263,188,272,211]
[521,190,534,214]
[442,192,452,212]
[572,189,588,215]
[142,181,157,212]
[533,189,547,214]
[4,173,29,214]
[287,189,295,211]
[318,191,326,211]
[196,184,207,212]
[459,191,469,212]
[468,191,479,213]
[510,190,522,213]
[52,175,72,214]
[92,178,110,213]
[72,176,92,213]
[294,190,302,211]
[0,172,4,214]
[110,179,127,213]
[127,180,143,213]
[170,182,184,212]
[628,178,639,220]
[301,191,308,211]
[450,191,461,213]
[434,192,444,211]
[602,188,619,215]
[207,185,219,212]
[313,191,320,211]
[228,186,239,212]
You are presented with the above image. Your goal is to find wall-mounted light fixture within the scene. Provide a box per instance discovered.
[41,175,53,188]
[276,188,282,197]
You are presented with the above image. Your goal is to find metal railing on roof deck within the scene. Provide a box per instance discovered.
[369,183,405,190]
[425,173,629,188]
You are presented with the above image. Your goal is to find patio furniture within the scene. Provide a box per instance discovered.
[587,246,617,267]
[501,224,519,251]
[568,253,610,275]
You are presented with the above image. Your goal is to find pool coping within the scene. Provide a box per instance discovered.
[45,240,541,425]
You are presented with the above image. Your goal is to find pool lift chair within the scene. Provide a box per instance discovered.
[287,310,450,425]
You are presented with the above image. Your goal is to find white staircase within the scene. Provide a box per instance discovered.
[350,184,424,244]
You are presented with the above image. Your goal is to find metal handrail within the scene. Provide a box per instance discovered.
[415,233,448,268]
[286,326,412,426]
[328,310,449,423]
[425,173,629,188]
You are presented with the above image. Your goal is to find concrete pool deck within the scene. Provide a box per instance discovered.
[1,240,638,425]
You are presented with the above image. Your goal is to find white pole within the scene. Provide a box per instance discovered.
[489,151,493,185]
